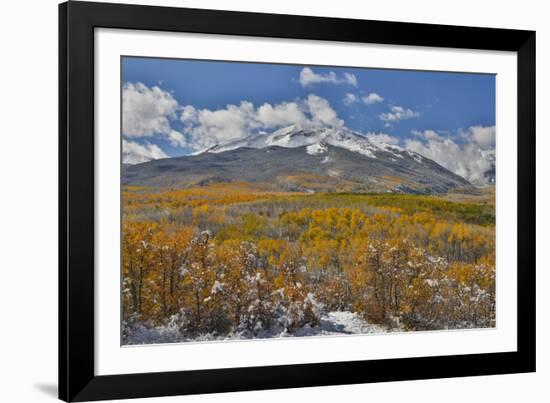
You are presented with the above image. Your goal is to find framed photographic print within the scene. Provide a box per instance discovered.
[59,1,536,401]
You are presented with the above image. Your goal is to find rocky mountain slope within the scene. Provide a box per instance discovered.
[123,125,472,194]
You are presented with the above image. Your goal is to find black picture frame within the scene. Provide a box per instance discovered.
[59,1,536,401]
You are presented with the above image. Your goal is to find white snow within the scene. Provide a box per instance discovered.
[211,280,224,294]
[378,143,405,159]
[309,311,387,336]
[306,142,328,155]
[193,124,445,171]
[123,310,388,345]
[407,150,424,164]
[425,279,439,287]
[201,124,391,159]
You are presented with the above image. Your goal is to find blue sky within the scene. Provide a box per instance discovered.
[121,56,496,183]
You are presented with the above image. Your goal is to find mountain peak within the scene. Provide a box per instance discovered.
[201,124,407,162]
[124,139,472,194]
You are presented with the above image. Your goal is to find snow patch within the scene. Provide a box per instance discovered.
[205,125,381,159]
[306,142,328,155]
[407,150,424,164]
[211,280,224,294]
[123,311,388,344]
[379,143,405,159]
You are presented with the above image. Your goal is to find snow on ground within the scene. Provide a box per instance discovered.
[292,311,387,337]
[123,311,388,345]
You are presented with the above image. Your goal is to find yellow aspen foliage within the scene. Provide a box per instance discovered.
[122,185,496,337]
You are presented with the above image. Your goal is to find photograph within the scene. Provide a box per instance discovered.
[121,57,497,345]
[0,0,543,402]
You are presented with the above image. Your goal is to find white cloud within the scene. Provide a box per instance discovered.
[181,102,257,150]
[345,92,384,106]
[122,82,179,137]
[343,73,358,87]
[121,81,495,184]
[122,139,168,164]
[404,126,495,184]
[167,130,187,147]
[468,125,495,148]
[299,67,357,87]
[179,94,344,151]
[412,129,444,141]
[180,105,198,123]
[362,92,384,105]
[305,94,344,128]
[123,82,345,152]
[380,106,420,122]
[366,133,400,146]
[256,101,308,128]
[343,93,358,106]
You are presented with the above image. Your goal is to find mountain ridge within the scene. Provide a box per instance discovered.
[123,126,472,194]
[197,124,410,160]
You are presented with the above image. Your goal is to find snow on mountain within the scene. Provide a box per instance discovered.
[128,125,493,187]
[203,124,416,162]
[306,142,328,155]
[125,124,474,193]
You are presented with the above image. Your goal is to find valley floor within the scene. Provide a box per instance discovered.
[122,185,496,345]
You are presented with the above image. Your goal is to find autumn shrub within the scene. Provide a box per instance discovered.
[122,185,496,340]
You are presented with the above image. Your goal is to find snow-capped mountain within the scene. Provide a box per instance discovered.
[200,125,499,185]
[202,124,411,161]
[123,125,472,194]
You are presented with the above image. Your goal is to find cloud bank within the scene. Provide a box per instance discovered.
[122,82,179,137]
[404,126,495,184]
[365,133,400,146]
[121,82,495,184]
[122,82,345,159]
[181,94,344,151]
[122,139,168,165]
